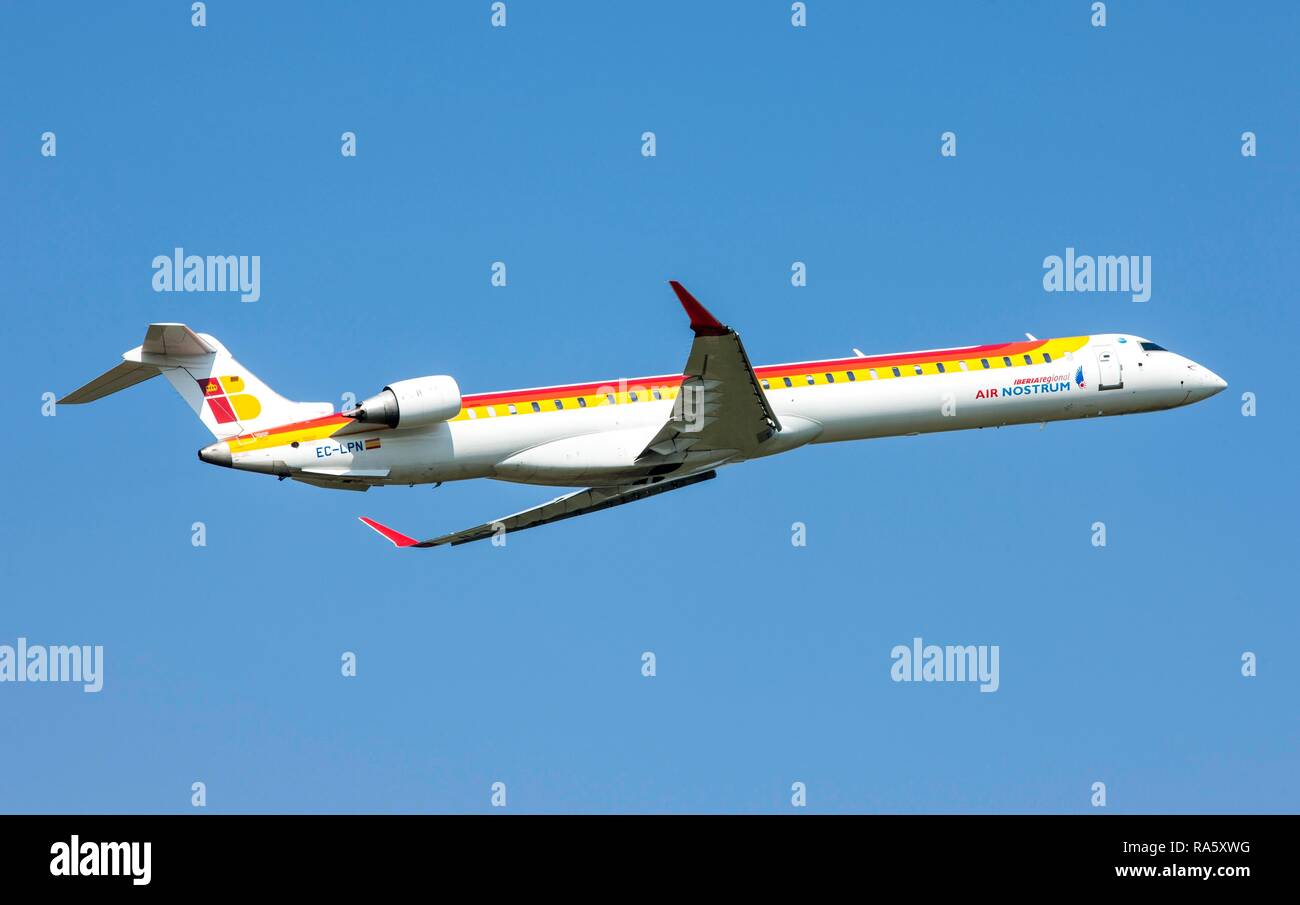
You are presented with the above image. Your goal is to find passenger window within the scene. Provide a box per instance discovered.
[825,373,834,383]
[577,397,587,408]
[869,369,878,379]
[486,406,497,417]
[652,389,662,400]
[805,375,815,385]
[606,394,616,405]
[846,371,856,382]
[913,365,923,375]
[531,401,541,413]
[629,391,638,402]
[467,408,477,419]
[1043,352,1052,363]
[958,361,968,371]
[936,362,946,373]
[892,367,901,377]
[508,404,518,415]
[783,377,793,387]
[1003,357,1012,367]
[761,379,770,389]
[1023,354,1032,365]
[980,358,990,369]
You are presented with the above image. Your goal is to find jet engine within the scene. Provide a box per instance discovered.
[346,375,461,428]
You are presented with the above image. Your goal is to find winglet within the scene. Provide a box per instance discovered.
[668,281,729,337]
[358,516,421,548]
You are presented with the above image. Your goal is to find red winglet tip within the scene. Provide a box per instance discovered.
[358,516,419,548]
[668,281,729,336]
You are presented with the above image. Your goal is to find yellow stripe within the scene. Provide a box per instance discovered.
[384,336,1093,423]
[229,422,345,452]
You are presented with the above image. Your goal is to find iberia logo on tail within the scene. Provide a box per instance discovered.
[197,376,261,423]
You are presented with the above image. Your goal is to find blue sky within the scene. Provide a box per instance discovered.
[1,1,1295,813]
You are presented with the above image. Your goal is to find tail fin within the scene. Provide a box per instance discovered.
[60,323,332,438]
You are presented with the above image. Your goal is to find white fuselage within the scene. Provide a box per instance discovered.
[222,333,1226,489]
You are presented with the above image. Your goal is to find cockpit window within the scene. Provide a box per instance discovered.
[1140,342,1168,352]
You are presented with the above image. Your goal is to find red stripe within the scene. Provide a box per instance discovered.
[240,338,1056,433]
[460,341,1048,406]
[463,374,684,406]
[228,412,351,441]
[755,340,1046,379]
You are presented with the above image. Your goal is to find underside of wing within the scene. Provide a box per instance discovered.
[359,470,717,548]
[638,282,780,462]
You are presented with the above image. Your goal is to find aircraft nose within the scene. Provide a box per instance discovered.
[1200,367,1228,396]
[198,441,232,468]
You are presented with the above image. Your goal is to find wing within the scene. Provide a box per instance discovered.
[359,470,717,548]
[638,282,780,462]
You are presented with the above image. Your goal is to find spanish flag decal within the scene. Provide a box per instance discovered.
[364,438,381,450]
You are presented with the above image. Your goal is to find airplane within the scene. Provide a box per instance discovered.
[60,281,1227,548]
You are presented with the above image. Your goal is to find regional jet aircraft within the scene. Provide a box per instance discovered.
[60,282,1226,547]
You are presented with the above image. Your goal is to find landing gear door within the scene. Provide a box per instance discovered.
[1095,345,1123,390]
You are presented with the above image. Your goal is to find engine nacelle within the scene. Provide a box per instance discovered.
[349,375,461,428]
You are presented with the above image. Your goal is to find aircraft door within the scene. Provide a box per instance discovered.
[1095,346,1123,390]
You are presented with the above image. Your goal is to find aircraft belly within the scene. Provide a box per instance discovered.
[491,426,661,484]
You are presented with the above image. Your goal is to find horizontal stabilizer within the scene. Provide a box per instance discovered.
[59,360,160,404]
[59,323,217,405]
[142,323,217,358]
